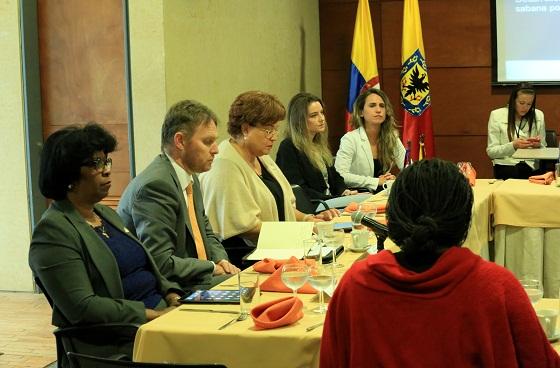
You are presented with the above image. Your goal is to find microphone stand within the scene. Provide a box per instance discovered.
[376,232,386,252]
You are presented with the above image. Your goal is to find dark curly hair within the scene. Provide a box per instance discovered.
[39,123,117,200]
[386,158,474,256]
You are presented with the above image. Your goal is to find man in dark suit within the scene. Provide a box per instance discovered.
[118,100,239,290]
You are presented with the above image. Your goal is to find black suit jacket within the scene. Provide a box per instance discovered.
[276,138,347,200]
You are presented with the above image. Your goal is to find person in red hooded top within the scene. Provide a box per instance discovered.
[320,158,559,368]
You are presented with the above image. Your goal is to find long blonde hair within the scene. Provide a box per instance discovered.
[351,88,401,171]
[285,93,333,172]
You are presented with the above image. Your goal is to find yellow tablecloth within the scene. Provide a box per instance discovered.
[491,179,560,297]
[493,179,560,228]
[355,179,502,258]
[133,249,366,368]
[134,252,560,366]
[463,179,503,258]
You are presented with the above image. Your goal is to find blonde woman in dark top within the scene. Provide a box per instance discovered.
[276,92,357,202]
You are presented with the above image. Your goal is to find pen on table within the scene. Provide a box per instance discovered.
[306,322,324,332]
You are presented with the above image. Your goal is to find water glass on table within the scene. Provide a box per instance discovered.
[352,204,377,231]
[303,237,321,264]
[536,290,560,341]
[316,221,334,241]
[238,272,260,316]
[280,263,309,298]
[324,229,345,268]
[308,263,335,314]
[520,278,543,307]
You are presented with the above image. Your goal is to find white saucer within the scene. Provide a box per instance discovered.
[347,245,369,253]
[548,333,560,342]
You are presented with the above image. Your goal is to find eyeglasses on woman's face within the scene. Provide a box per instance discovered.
[256,126,279,139]
[82,157,112,172]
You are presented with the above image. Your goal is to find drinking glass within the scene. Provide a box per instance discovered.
[520,278,543,307]
[324,229,345,268]
[308,263,335,314]
[238,272,260,315]
[281,263,309,298]
[303,237,321,265]
[316,221,334,242]
[352,204,377,231]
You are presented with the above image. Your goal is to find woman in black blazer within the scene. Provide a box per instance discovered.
[276,93,357,202]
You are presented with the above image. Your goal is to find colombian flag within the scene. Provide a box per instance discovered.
[400,0,434,160]
[346,0,379,132]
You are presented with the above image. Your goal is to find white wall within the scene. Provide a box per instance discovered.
[128,0,322,169]
[127,0,168,173]
[0,0,34,291]
[0,0,322,291]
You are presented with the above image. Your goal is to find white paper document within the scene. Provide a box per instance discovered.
[246,222,314,260]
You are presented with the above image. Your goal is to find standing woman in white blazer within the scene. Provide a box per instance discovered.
[335,88,406,192]
[486,82,546,180]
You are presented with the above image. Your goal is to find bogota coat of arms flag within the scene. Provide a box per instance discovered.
[400,0,434,161]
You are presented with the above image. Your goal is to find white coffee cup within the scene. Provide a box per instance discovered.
[382,179,395,195]
[351,229,369,249]
[537,309,559,338]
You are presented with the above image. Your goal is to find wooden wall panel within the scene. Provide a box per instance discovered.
[37,0,129,205]
[323,69,351,152]
[380,0,491,68]
[436,135,492,178]
[320,0,560,179]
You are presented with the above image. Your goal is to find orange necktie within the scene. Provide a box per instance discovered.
[184,183,207,260]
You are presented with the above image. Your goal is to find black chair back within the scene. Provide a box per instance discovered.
[546,129,558,147]
[67,352,227,368]
[34,275,139,368]
[291,185,329,214]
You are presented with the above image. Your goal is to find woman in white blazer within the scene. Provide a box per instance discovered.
[335,88,406,192]
[486,82,546,179]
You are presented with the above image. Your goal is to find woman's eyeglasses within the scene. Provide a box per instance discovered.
[257,126,279,139]
[82,157,112,171]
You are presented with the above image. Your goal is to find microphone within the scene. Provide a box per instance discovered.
[351,211,388,251]
[350,211,388,237]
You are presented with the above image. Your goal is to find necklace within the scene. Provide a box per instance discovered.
[86,213,110,239]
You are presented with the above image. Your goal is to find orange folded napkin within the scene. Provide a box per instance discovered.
[259,257,317,294]
[253,258,287,273]
[251,296,304,330]
[529,171,554,185]
[344,202,385,214]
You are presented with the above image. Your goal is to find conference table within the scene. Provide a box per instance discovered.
[492,179,560,298]
[133,244,365,368]
[358,179,500,259]
[512,147,559,160]
[132,183,509,367]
